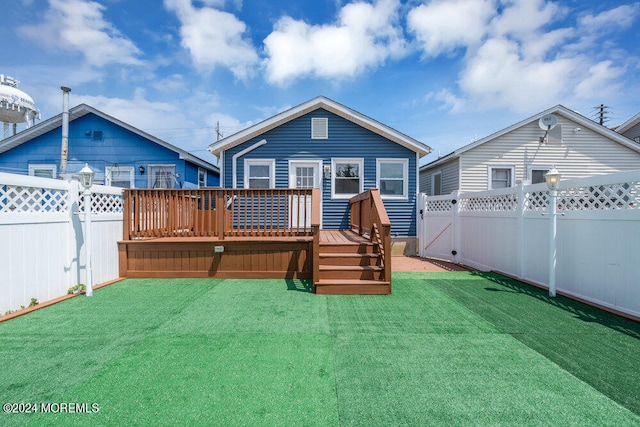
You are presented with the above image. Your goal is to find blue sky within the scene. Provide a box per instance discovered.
[1,0,639,165]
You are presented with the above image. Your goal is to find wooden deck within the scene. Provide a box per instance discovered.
[118,188,391,294]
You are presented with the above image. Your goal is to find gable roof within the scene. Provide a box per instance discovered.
[0,104,219,172]
[614,111,640,135]
[208,96,432,157]
[420,104,640,171]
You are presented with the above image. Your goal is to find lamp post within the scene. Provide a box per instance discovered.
[78,163,95,297]
[545,166,561,298]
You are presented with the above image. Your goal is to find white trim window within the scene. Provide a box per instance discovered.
[332,158,363,199]
[432,171,442,196]
[28,164,56,179]
[489,166,515,189]
[244,159,275,188]
[311,117,328,139]
[528,165,551,185]
[106,166,134,188]
[377,159,408,199]
[148,165,176,188]
[198,168,207,188]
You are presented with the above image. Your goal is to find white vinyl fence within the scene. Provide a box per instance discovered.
[0,173,123,314]
[418,170,640,318]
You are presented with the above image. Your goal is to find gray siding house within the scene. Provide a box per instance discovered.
[208,96,432,255]
[615,112,640,143]
[420,105,640,195]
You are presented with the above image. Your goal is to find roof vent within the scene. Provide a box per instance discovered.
[311,118,328,139]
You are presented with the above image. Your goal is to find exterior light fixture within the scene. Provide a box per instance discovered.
[78,163,94,297]
[545,166,561,298]
[139,166,145,174]
[78,163,95,190]
[323,165,331,179]
[545,167,561,191]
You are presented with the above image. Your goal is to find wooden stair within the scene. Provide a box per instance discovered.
[314,238,391,295]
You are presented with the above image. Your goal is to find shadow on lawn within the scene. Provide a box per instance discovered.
[475,272,640,340]
[285,279,314,293]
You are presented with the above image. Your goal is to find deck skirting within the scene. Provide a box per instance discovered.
[118,238,313,279]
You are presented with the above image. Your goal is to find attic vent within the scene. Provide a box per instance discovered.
[311,118,328,139]
[92,130,103,141]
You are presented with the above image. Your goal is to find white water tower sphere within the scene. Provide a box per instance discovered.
[0,74,41,134]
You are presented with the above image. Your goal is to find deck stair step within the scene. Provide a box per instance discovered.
[315,280,391,295]
[315,230,390,295]
[319,253,379,266]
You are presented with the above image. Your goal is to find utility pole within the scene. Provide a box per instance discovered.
[215,121,223,141]
[596,104,610,126]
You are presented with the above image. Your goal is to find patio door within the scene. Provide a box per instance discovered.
[289,161,322,229]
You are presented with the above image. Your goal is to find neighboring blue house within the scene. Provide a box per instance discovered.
[208,96,432,255]
[0,104,219,188]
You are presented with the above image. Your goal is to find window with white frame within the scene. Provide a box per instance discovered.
[489,166,515,189]
[28,164,56,179]
[148,165,175,188]
[106,166,134,188]
[530,166,551,185]
[198,168,207,188]
[311,118,328,139]
[432,171,442,196]
[244,159,275,188]
[377,159,408,199]
[332,158,363,198]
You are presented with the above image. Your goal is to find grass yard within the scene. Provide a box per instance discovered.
[1,272,639,426]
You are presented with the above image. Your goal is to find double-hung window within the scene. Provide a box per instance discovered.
[332,158,363,198]
[106,166,134,188]
[244,159,275,188]
[489,166,515,189]
[198,168,207,188]
[432,171,442,196]
[28,164,56,179]
[377,159,408,199]
[148,165,175,188]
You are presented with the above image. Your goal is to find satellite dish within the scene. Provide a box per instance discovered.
[539,114,558,130]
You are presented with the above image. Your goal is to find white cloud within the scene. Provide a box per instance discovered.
[579,3,639,32]
[263,0,406,85]
[164,0,259,79]
[407,0,495,56]
[408,0,636,113]
[18,0,141,67]
[574,61,626,100]
[459,37,575,112]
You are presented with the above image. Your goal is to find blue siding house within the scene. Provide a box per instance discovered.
[208,96,431,255]
[0,104,219,188]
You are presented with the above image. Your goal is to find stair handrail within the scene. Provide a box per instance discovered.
[349,189,391,284]
[311,188,321,287]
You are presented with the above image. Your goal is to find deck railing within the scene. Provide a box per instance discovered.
[349,189,392,283]
[123,188,317,240]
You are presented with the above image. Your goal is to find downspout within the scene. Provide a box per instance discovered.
[231,139,267,188]
[60,86,71,177]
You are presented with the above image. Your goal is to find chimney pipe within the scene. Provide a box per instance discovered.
[60,85,71,177]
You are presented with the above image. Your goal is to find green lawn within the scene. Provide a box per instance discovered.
[1,272,639,426]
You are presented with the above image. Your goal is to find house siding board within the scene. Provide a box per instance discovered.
[223,109,418,236]
[420,158,459,195]
[0,113,219,188]
[460,117,640,191]
[621,122,640,142]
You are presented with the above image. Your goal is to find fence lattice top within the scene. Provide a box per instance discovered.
[460,193,519,212]
[1,175,124,214]
[0,184,68,213]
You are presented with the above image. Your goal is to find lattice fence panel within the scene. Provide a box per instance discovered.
[526,190,549,212]
[79,191,124,214]
[556,182,640,210]
[0,184,68,213]
[425,199,453,212]
[459,193,518,212]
